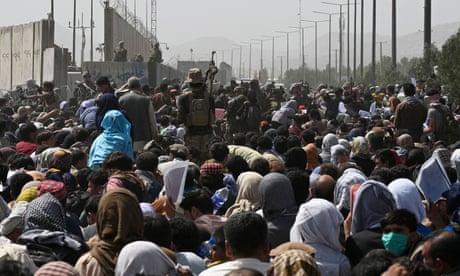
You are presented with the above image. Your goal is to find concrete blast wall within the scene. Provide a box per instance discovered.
[0,19,57,90]
[104,8,153,62]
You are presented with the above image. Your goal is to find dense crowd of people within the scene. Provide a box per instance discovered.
[0,68,460,276]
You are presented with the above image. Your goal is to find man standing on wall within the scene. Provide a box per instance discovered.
[178,68,215,163]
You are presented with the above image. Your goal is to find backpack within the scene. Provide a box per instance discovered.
[433,105,460,144]
[245,103,262,129]
[187,91,210,127]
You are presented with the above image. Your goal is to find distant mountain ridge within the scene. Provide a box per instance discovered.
[167,21,460,71]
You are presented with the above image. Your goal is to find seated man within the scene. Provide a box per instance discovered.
[199,212,270,276]
[179,189,226,235]
[422,230,460,276]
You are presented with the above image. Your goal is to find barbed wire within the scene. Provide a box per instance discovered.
[99,0,157,44]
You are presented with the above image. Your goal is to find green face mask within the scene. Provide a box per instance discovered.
[381,232,408,256]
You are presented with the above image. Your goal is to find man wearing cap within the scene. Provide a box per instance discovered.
[157,143,190,175]
[119,77,158,151]
[178,68,215,162]
[75,71,96,100]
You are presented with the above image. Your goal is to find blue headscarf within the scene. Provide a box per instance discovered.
[89,110,133,167]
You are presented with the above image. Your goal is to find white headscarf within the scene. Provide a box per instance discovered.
[290,198,344,252]
[388,178,427,224]
[115,241,177,276]
[225,172,263,217]
[351,180,396,234]
[320,133,339,163]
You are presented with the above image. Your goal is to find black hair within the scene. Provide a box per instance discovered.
[36,130,54,144]
[233,133,246,145]
[102,151,133,171]
[402,83,416,97]
[286,135,302,149]
[9,173,33,198]
[256,136,273,151]
[301,129,316,145]
[351,249,396,276]
[320,163,339,180]
[276,125,289,137]
[225,156,250,181]
[224,212,268,258]
[179,189,214,215]
[381,209,418,233]
[273,136,287,155]
[18,123,37,142]
[8,153,35,170]
[375,149,397,168]
[210,142,229,163]
[87,170,108,188]
[42,81,54,90]
[77,168,92,191]
[369,168,394,185]
[286,169,309,206]
[144,214,172,248]
[200,174,224,193]
[71,150,88,166]
[169,217,201,252]
[84,194,102,215]
[424,230,460,268]
[250,157,270,176]
[135,151,158,171]
[389,165,412,182]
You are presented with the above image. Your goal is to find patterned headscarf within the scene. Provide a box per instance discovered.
[35,261,79,276]
[271,249,321,276]
[24,193,66,232]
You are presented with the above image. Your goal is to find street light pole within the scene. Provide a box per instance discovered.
[302,19,328,85]
[313,11,342,85]
[322,1,358,82]
[372,0,376,83]
[275,31,296,75]
[360,0,364,79]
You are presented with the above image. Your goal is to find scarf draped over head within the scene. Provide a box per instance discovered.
[115,241,177,276]
[271,249,321,276]
[259,172,297,221]
[290,198,344,252]
[351,180,396,234]
[352,136,369,156]
[225,172,263,217]
[320,133,338,163]
[304,143,320,172]
[91,188,144,276]
[24,192,66,232]
[388,178,427,224]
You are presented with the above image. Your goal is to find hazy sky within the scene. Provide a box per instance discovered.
[0,0,458,65]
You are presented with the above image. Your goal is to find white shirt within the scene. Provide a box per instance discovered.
[199,258,270,276]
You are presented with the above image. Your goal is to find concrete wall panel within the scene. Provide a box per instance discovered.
[33,21,43,84]
[0,27,12,90]
[104,8,152,62]
[11,25,24,87]
[21,22,35,83]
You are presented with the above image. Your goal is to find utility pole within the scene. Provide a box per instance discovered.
[50,0,54,19]
[90,0,94,62]
[314,11,342,85]
[72,0,76,66]
[391,0,396,68]
[372,0,376,83]
[353,0,357,81]
[424,0,431,59]
[360,0,364,79]
[302,19,327,85]
[275,31,296,74]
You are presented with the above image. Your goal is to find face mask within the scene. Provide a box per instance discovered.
[381,232,408,256]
